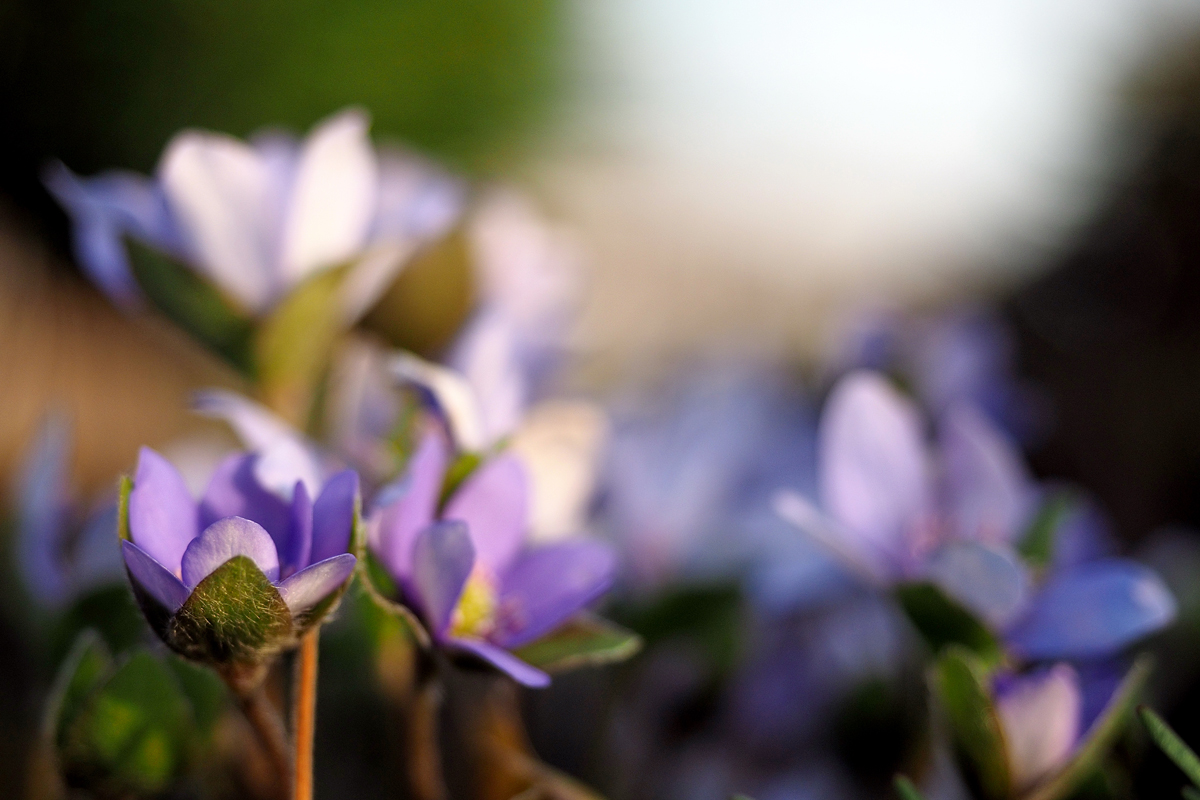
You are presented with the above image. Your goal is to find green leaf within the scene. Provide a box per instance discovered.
[613,582,744,674]
[894,775,927,800]
[1139,702,1200,790]
[254,264,349,426]
[126,239,254,372]
[45,631,112,747]
[60,651,195,795]
[1018,492,1072,570]
[167,556,293,667]
[1183,786,1200,800]
[514,614,642,672]
[896,582,1002,664]
[1025,656,1152,800]
[165,656,228,740]
[933,646,1010,800]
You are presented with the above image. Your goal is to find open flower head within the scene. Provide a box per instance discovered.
[46,108,463,318]
[367,422,616,687]
[119,448,359,676]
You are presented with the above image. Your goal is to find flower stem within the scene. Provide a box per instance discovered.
[237,683,291,796]
[293,629,320,800]
[407,651,447,800]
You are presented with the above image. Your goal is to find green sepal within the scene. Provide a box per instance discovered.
[1024,656,1152,800]
[514,613,642,673]
[893,775,927,800]
[357,550,431,648]
[933,645,1011,800]
[126,240,254,373]
[897,582,1002,665]
[254,264,350,426]
[116,475,133,542]
[166,556,294,667]
[58,651,197,795]
[1139,703,1200,791]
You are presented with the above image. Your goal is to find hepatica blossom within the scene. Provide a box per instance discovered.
[46,108,462,318]
[368,421,616,687]
[774,371,1175,658]
[120,447,359,672]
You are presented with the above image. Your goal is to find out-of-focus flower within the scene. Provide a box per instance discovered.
[46,108,463,318]
[775,370,1175,654]
[367,420,616,687]
[120,447,358,678]
[16,415,123,609]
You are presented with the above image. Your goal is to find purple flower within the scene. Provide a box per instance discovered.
[775,370,1175,657]
[367,422,616,687]
[120,447,358,655]
[45,109,463,318]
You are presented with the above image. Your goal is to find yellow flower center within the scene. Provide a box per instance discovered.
[449,566,498,638]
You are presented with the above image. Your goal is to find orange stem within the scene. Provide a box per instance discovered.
[293,630,320,800]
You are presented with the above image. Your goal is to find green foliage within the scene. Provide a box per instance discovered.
[48,631,217,798]
[896,582,1002,664]
[440,450,484,508]
[1139,704,1200,791]
[933,646,1010,800]
[894,775,927,800]
[166,556,293,667]
[126,240,255,372]
[1024,657,1150,800]
[514,613,642,672]
[358,550,431,648]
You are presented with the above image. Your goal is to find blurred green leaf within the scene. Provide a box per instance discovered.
[358,551,431,648]
[167,555,293,667]
[255,264,348,426]
[165,656,228,740]
[127,240,255,372]
[514,613,641,672]
[1138,701,1200,790]
[894,775,927,800]
[60,651,195,795]
[1026,657,1151,800]
[896,582,1002,664]
[1184,786,1200,800]
[46,630,112,748]
[52,584,146,664]
[933,646,1010,800]
[440,450,484,508]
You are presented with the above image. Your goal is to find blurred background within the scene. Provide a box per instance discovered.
[9,0,1200,797]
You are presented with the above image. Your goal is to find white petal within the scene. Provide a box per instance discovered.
[996,664,1081,791]
[337,240,416,324]
[193,390,300,452]
[278,109,378,287]
[448,311,526,445]
[158,131,278,311]
[510,400,609,543]
[389,352,488,452]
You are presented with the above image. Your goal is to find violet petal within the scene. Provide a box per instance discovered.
[277,553,357,614]
[493,541,616,649]
[280,481,313,579]
[311,470,358,563]
[1006,559,1177,660]
[199,453,291,550]
[817,372,932,578]
[411,521,474,637]
[442,453,528,575]
[121,540,189,613]
[995,664,1081,791]
[447,636,550,688]
[181,517,280,590]
[129,447,200,576]
[372,427,448,582]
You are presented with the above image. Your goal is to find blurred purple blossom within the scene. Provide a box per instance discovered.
[46,109,463,318]
[16,414,123,608]
[775,370,1175,658]
[367,420,615,687]
[121,447,357,618]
